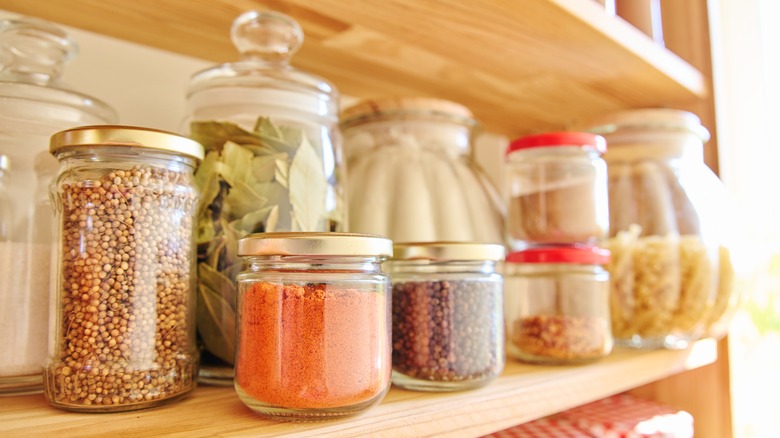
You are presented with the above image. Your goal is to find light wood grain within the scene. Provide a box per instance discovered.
[0,340,717,438]
[0,0,705,137]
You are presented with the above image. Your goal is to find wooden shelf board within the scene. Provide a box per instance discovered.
[0,0,705,137]
[0,339,718,438]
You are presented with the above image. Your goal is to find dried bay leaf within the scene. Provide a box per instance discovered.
[199,262,236,309]
[289,134,327,231]
[190,121,259,152]
[274,158,289,189]
[266,205,280,232]
[196,280,236,365]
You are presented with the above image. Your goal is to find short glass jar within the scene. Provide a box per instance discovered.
[504,246,613,365]
[505,132,609,248]
[235,232,392,421]
[45,126,203,412]
[388,242,505,392]
[582,108,733,348]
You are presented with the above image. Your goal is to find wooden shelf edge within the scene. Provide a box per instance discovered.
[0,339,718,438]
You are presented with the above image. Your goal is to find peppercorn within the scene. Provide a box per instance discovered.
[391,278,503,388]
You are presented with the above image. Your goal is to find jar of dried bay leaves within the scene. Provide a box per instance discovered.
[182,10,347,384]
[581,109,737,349]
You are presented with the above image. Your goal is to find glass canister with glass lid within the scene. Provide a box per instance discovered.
[0,17,117,395]
[45,126,202,412]
[341,97,505,244]
[182,9,347,384]
[235,232,392,421]
[388,242,505,391]
[582,108,735,349]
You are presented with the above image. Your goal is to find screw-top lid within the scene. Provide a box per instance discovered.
[506,246,610,265]
[50,125,205,161]
[186,10,338,120]
[238,232,393,257]
[392,241,506,262]
[507,132,607,156]
[582,108,710,142]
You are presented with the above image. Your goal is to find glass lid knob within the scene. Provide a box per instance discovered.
[230,10,303,63]
[0,17,76,85]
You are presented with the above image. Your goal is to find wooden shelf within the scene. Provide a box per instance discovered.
[0,0,705,137]
[0,339,717,437]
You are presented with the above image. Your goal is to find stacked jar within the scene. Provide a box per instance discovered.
[182,10,347,384]
[503,132,613,364]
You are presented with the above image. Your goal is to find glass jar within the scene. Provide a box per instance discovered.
[0,17,117,395]
[504,246,613,365]
[0,155,10,240]
[505,132,609,248]
[583,108,734,349]
[341,97,505,244]
[45,126,202,412]
[183,10,347,384]
[235,232,392,421]
[388,242,505,391]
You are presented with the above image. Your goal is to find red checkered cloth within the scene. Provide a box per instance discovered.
[556,394,694,438]
[484,417,592,438]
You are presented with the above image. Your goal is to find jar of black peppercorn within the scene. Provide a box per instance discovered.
[388,242,505,392]
[45,126,203,412]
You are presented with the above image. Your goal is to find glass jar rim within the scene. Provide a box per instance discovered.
[580,108,711,143]
[392,241,505,262]
[340,96,478,128]
[238,232,393,257]
[50,125,205,161]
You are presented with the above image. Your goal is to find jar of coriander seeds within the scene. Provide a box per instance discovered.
[45,126,202,412]
[388,242,505,392]
[235,232,392,420]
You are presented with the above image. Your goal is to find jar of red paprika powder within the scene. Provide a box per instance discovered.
[235,232,392,420]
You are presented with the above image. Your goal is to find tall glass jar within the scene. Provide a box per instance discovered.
[45,126,202,412]
[0,17,117,395]
[388,242,505,392]
[235,232,392,421]
[183,10,347,384]
[583,108,734,349]
[341,97,504,244]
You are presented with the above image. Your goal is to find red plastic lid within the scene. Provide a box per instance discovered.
[506,131,607,155]
[506,246,611,265]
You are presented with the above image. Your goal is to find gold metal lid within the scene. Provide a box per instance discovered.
[49,125,205,161]
[238,232,393,257]
[392,242,506,261]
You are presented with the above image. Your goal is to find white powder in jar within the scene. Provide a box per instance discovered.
[0,241,51,376]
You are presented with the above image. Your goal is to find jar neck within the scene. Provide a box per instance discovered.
[344,117,475,158]
[602,130,704,164]
[389,259,498,275]
[246,255,387,274]
[53,146,198,172]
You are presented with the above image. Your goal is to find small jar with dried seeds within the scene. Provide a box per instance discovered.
[504,246,613,365]
[388,242,505,392]
[45,126,203,412]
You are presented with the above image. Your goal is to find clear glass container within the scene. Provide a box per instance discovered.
[0,17,117,395]
[183,10,347,385]
[235,232,392,421]
[341,97,505,244]
[388,242,505,391]
[45,126,202,412]
[583,108,734,349]
[0,155,10,240]
[505,132,609,248]
[504,246,613,365]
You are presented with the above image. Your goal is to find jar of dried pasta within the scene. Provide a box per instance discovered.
[388,242,505,391]
[235,232,392,421]
[505,131,609,247]
[504,246,613,365]
[582,108,736,348]
[45,126,202,412]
